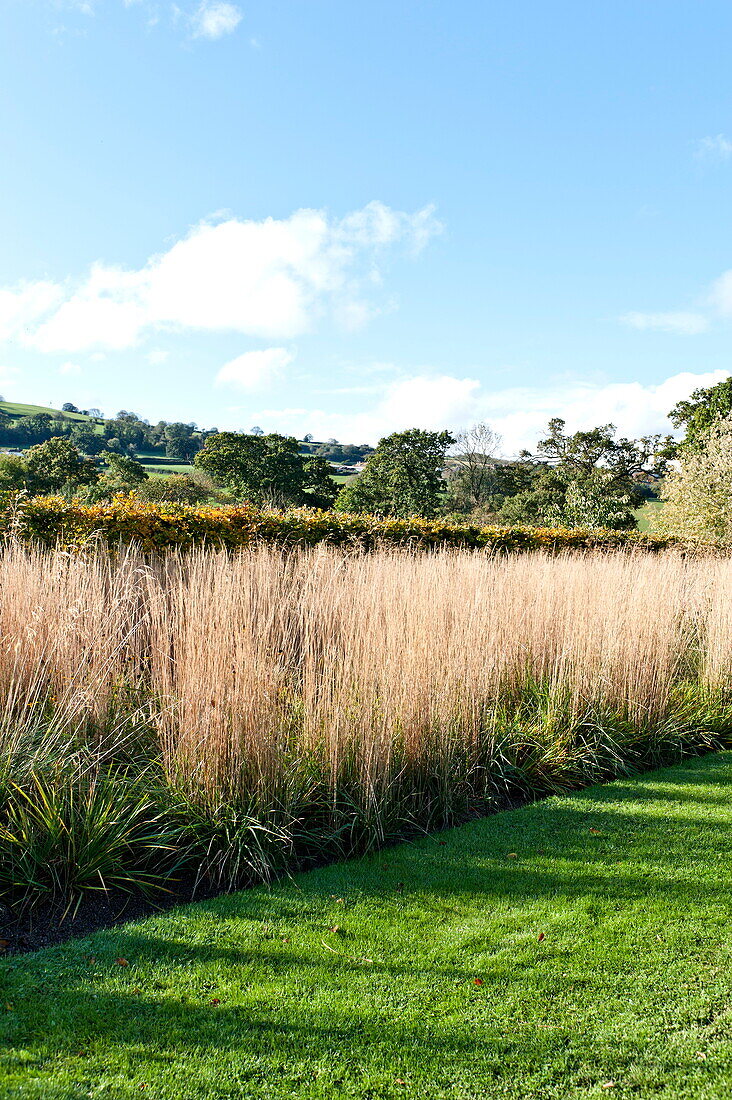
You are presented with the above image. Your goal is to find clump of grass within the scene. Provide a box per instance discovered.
[0,764,186,913]
[0,542,731,913]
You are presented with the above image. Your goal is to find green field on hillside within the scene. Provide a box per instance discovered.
[2,752,731,1099]
[0,400,93,424]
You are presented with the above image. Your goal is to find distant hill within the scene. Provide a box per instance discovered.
[0,400,369,480]
[0,400,98,425]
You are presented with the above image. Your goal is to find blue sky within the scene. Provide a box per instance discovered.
[1,0,732,451]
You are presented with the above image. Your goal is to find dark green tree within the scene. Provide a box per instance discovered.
[16,413,56,445]
[336,428,455,518]
[164,422,200,461]
[194,432,337,508]
[70,424,106,455]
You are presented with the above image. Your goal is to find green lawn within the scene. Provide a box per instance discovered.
[2,753,732,1099]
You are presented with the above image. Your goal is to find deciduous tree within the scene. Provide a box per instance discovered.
[23,437,98,493]
[337,428,455,518]
[194,431,337,508]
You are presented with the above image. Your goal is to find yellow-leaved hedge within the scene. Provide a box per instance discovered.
[0,493,679,553]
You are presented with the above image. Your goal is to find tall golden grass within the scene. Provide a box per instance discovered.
[1,543,731,908]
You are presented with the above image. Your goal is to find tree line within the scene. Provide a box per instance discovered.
[0,407,210,460]
[0,375,730,534]
[0,405,375,466]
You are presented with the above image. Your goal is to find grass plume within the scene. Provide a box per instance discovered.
[0,543,731,910]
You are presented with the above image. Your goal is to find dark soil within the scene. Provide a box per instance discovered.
[0,877,218,956]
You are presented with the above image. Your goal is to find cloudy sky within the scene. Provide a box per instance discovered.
[1,1,732,452]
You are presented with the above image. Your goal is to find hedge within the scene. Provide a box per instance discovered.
[0,493,682,553]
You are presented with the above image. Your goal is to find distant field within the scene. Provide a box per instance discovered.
[0,401,107,436]
[634,499,664,532]
[142,463,194,477]
[0,400,92,424]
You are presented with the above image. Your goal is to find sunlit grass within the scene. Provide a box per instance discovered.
[1,753,731,1098]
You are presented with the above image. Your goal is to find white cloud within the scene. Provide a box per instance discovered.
[146,349,169,365]
[242,375,480,445]
[190,1,242,39]
[695,134,732,161]
[6,202,440,354]
[0,282,64,342]
[216,347,294,392]
[477,370,731,454]
[243,369,731,453]
[59,361,82,375]
[32,264,148,353]
[620,310,709,335]
[59,2,244,39]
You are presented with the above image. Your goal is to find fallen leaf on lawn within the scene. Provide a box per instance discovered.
[210,998,220,1005]
[328,925,341,934]
[537,932,545,942]
[507,853,518,858]
[697,1052,707,1060]
[115,958,129,967]
[473,978,484,986]
[0,940,9,952]
[589,828,601,835]
[4,1003,13,1011]
[395,1079,407,1085]
[602,1082,616,1090]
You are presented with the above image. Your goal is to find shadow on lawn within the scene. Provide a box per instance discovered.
[1,754,731,1085]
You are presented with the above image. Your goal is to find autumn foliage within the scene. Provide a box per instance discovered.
[0,493,679,553]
